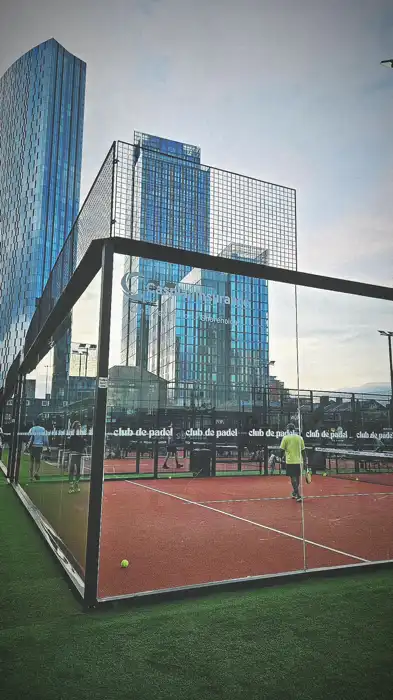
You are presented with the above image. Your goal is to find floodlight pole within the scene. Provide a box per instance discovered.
[262,360,275,475]
[388,335,393,429]
[378,331,393,430]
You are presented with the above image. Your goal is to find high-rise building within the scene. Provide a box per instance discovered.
[121,132,210,367]
[120,132,296,408]
[0,38,86,383]
[146,246,269,408]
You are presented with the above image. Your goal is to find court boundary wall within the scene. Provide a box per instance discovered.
[1,141,393,608]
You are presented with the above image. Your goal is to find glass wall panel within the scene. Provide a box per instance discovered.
[98,254,303,600]
[0,392,15,472]
[297,287,393,570]
[14,271,101,586]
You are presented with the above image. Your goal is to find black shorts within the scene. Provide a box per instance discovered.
[167,446,177,456]
[70,453,82,469]
[30,446,43,462]
[286,463,301,477]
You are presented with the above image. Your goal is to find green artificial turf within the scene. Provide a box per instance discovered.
[0,474,393,700]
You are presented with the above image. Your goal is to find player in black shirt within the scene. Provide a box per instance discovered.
[67,421,85,493]
[162,429,183,470]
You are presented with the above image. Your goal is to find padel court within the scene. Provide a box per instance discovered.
[10,442,393,599]
[12,445,393,601]
[96,474,393,599]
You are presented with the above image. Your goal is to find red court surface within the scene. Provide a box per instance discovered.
[97,475,393,600]
[103,456,393,479]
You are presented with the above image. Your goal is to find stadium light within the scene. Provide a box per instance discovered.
[378,331,393,429]
[380,59,393,68]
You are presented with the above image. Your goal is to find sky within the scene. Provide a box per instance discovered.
[1,0,393,395]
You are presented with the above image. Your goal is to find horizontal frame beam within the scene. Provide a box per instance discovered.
[114,238,393,302]
[14,234,393,385]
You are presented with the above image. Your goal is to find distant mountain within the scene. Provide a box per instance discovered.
[338,383,391,395]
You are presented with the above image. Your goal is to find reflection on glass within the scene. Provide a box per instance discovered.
[297,289,393,570]
[98,256,304,600]
[15,272,101,581]
[0,392,14,471]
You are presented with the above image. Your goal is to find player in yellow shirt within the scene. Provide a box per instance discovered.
[280,423,307,502]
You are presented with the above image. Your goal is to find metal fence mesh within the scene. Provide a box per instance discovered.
[74,145,115,267]
[24,144,115,354]
[114,141,297,268]
[23,139,296,361]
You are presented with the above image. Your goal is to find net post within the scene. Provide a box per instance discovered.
[153,439,159,478]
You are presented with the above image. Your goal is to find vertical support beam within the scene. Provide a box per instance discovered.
[388,335,393,430]
[8,378,22,481]
[84,241,114,609]
[153,294,162,478]
[13,375,26,484]
[263,385,268,475]
[211,408,216,477]
[351,393,357,441]
[156,295,162,378]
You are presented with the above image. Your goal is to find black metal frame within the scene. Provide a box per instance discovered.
[84,241,114,608]
[2,235,393,608]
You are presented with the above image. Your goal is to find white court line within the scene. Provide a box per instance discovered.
[200,491,393,504]
[126,481,369,564]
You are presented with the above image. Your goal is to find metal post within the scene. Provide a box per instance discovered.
[153,296,162,478]
[8,374,23,482]
[237,414,242,471]
[156,295,162,378]
[350,393,357,445]
[84,241,114,609]
[124,144,139,366]
[14,375,26,484]
[211,408,216,476]
[388,335,393,429]
[140,303,146,380]
[262,385,269,475]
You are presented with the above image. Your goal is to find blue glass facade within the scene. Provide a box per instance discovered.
[121,132,210,367]
[0,38,86,383]
[119,133,296,406]
[146,252,269,408]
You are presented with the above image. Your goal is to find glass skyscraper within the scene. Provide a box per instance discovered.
[121,132,210,367]
[146,246,269,408]
[0,38,86,383]
[120,132,296,407]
